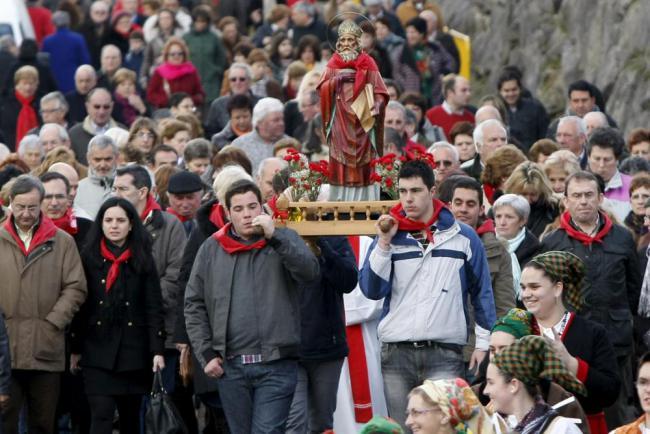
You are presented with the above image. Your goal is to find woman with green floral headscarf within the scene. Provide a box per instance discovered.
[519,251,620,434]
[486,336,584,434]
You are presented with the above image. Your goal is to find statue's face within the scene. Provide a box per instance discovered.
[336,34,360,61]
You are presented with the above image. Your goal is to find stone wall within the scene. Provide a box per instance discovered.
[437,0,650,134]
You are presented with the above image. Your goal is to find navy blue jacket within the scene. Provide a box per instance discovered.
[0,310,10,395]
[299,237,358,361]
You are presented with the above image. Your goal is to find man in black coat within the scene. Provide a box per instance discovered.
[65,65,97,125]
[540,170,640,428]
[290,2,335,46]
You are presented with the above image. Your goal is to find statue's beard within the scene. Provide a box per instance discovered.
[338,48,360,62]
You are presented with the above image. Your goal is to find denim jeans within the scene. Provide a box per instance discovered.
[381,342,464,430]
[286,358,345,434]
[217,358,298,434]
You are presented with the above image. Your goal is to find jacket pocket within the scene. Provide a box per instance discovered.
[607,308,633,349]
[33,320,64,362]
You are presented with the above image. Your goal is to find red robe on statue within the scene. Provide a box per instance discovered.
[317,52,389,189]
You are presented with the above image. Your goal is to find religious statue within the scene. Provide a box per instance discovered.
[317,19,389,201]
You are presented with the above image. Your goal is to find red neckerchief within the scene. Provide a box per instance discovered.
[212,222,267,254]
[15,91,38,150]
[100,238,132,293]
[4,213,58,256]
[266,195,289,220]
[531,311,575,341]
[475,218,495,235]
[483,184,496,205]
[559,211,613,246]
[209,202,227,229]
[326,52,379,99]
[140,195,161,222]
[166,207,191,223]
[50,208,78,235]
[389,199,446,243]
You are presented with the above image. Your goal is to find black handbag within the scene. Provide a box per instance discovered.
[144,370,188,434]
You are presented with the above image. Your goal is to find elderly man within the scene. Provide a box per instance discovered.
[256,157,288,203]
[48,162,89,219]
[385,101,408,139]
[65,65,97,124]
[206,64,261,137]
[68,87,122,165]
[425,74,474,139]
[36,92,69,131]
[474,105,503,126]
[39,124,71,153]
[428,141,460,186]
[42,11,90,93]
[73,135,117,219]
[232,97,288,173]
[460,119,507,181]
[584,111,608,137]
[0,175,87,434]
[290,1,333,45]
[166,170,204,237]
[96,45,122,91]
[555,115,588,169]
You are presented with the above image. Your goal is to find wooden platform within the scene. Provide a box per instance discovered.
[275,200,398,236]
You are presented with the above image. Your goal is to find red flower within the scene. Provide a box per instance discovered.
[370,172,382,182]
[385,177,393,187]
[289,177,296,184]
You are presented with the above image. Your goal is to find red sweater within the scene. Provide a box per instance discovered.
[28,6,55,46]
[425,104,475,139]
[146,68,205,109]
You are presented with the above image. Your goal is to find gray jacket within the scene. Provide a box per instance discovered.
[73,169,114,220]
[184,228,319,367]
[146,210,187,349]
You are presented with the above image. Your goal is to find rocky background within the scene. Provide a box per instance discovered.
[437,0,650,135]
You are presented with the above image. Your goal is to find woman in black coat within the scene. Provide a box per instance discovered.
[71,197,165,434]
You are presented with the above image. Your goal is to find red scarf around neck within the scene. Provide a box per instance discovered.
[326,52,379,99]
[475,218,495,236]
[51,208,78,235]
[140,195,161,222]
[100,238,132,292]
[559,211,612,246]
[212,222,267,254]
[4,213,58,256]
[389,199,446,243]
[15,91,38,150]
[167,207,191,223]
[209,202,227,229]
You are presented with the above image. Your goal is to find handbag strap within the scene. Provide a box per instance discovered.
[150,369,166,396]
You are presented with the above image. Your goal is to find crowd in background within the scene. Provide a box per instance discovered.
[0,0,649,433]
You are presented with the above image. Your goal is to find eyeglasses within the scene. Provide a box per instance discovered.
[230,77,247,82]
[405,408,439,418]
[434,160,454,168]
[43,194,67,201]
[168,51,184,58]
[92,104,112,110]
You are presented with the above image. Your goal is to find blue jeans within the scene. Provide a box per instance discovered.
[217,358,298,434]
[381,342,465,430]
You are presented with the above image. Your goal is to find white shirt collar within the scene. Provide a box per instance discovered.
[442,101,464,116]
[605,170,623,191]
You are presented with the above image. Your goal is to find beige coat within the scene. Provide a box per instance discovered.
[0,227,87,372]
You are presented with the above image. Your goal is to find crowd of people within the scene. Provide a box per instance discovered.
[0,0,649,433]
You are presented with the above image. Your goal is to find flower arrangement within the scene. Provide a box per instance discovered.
[283,148,329,202]
[370,144,436,199]
[369,153,404,199]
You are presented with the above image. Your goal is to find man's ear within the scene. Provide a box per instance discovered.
[430,185,436,197]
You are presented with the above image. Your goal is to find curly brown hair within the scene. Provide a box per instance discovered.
[481,145,527,187]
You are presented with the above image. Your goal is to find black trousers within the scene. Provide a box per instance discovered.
[87,394,142,434]
[2,370,60,434]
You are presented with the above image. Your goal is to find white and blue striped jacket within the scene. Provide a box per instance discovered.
[360,206,497,347]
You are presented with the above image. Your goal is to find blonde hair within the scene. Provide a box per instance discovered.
[213,164,253,203]
[113,67,137,86]
[14,65,39,84]
[543,150,581,178]
[504,161,556,205]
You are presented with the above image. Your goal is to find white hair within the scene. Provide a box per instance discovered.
[558,115,587,136]
[428,141,459,163]
[87,134,118,156]
[229,63,253,80]
[473,119,507,150]
[583,111,607,127]
[493,193,530,222]
[18,135,43,157]
[105,127,130,148]
[386,100,407,118]
[256,157,288,180]
[213,165,253,204]
[252,97,284,129]
[39,123,69,142]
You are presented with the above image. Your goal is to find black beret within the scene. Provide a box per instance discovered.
[167,171,204,194]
